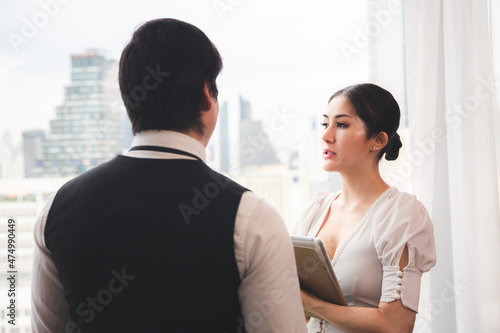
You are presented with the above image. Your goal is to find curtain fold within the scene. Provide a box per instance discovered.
[404,0,500,332]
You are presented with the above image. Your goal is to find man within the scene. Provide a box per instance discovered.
[31,18,306,332]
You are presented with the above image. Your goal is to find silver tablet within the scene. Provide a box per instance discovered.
[291,235,347,316]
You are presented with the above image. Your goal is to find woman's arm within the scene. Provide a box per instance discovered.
[302,246,415,333]
[301,291,416,333]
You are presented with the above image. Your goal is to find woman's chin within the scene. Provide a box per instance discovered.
[321,163,339,173]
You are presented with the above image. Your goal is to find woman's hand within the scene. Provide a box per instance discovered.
[300,289,322,315]
[301,288,416,333]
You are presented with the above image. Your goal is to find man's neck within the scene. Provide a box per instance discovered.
[182,129,208,147]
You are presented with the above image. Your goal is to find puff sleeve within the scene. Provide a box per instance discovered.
[373,192,436,312]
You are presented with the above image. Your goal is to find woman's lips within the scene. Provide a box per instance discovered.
[322,149,336,159]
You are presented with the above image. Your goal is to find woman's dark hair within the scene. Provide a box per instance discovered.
[119,18,222,135]
[329,83,402,161]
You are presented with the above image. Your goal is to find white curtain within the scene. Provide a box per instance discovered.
[404,0,500,332]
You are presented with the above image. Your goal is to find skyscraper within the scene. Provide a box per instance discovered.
[238,95,279,169]
[33,50,123,177]
[22,130,45,178]
[240,95,252,120]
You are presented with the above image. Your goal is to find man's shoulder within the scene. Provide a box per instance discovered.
[199,166,250,195]
[56,156,122,190]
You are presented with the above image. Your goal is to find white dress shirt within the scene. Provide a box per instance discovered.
[31,130,307,333]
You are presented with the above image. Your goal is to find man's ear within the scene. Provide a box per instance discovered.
[200,82,214,112]
[372,131,389,150]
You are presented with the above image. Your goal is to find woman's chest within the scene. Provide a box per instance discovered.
[332,230,383,307]
[315,208,367,260]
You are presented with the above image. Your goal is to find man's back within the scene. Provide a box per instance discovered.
[31,18,306,333]
[45,153,247,332]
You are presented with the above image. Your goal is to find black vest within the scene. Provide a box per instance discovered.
[45,154,248,333]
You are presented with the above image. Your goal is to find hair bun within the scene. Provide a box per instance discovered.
[384,133,402,161]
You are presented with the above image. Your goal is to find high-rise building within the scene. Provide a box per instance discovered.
[219,101,230,173]
[23,130,45,178]
[234,165,302,229]
[240,95,252,120]
[238,95,279,169]
[33,50,123,177]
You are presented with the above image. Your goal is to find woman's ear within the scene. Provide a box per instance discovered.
[372,131,389,150]
[200,82,214,112]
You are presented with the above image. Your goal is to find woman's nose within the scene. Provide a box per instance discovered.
[322,127,335,143]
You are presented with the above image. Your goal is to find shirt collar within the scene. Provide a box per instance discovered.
[128,130,207,162]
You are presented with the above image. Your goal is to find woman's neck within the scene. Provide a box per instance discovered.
[338,164,389,206]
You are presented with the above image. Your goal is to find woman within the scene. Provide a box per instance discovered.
[293,83,436,333]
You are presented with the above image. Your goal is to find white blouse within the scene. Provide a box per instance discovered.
[292,187,436,333]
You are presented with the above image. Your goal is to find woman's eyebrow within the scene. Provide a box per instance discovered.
[322,114,353,119]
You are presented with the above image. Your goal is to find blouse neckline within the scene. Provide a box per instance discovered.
[318,187,395,266]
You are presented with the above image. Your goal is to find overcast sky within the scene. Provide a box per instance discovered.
[0,0,374,149]
[1,0,498,153]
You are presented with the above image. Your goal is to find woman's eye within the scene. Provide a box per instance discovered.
[336,122,348,128]
[320,122,328,128]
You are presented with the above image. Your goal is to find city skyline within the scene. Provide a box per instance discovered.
[26,50,123,177]
[13,49,291,179]
[0,0,373,155]
[1,0,499,164]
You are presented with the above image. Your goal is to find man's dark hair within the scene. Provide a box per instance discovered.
[329,83,403,161]
[119,18,222,135]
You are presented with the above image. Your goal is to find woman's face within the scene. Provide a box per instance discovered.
[321,95,375,173]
